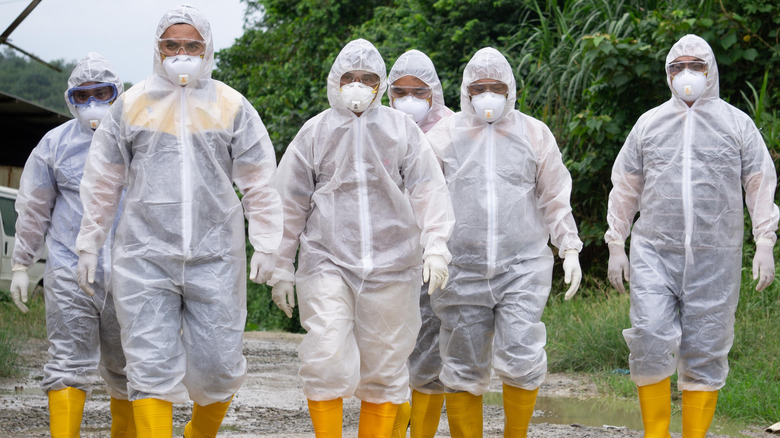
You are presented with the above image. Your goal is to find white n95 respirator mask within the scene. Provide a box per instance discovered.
[393,96,431,123]
[76,101,111,130]
[163,55,203,86]
[341,82,377,113]
[672,69,707,102]
[471,92,507,123]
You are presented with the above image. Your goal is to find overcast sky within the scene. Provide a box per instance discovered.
[1,0,248,85]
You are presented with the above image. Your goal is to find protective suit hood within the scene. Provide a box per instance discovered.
[388,49,453,132]
[460,47,516,122]
[327,39,387,114]
[665,34,719,102]
[153,4,214,85]
[64,52,124,122]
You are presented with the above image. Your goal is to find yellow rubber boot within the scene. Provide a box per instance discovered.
[308,398,343,437]
[358,401,399,438]
[48,387,86,438]
[637,378,671,438]
[184,396,233,438]
[682,390,718,438]
[110,397,137,438]
[410,390,444,438]
[502,384,538,438]
[132,398,173,437]
[444,391,483,438]
[391,401,411,438]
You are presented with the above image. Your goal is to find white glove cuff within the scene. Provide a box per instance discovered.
[606,240,625,247]
[12,264,29,272]
[756,237,775,247]
[563,249,579,257]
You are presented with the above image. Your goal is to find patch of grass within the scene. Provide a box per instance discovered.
[0,290,47,377]
[543,288,631,373]
[544,263,780,425]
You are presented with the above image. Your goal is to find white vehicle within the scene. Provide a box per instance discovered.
[0,186,46,297]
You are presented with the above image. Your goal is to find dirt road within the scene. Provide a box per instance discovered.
[0,331,763,437]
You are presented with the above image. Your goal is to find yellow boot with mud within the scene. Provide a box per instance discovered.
[391,401,411,438]
[444,391,483,438]
[682,390,718,438]
[358,401,399,438]
[110,397,136,438]
[184,396,233,438]
[308,398,343,437]
[410,390,444,438]
[48,387,86,438]
[502,384,538,438]
[132,398,172,437]
[637,377,671,438]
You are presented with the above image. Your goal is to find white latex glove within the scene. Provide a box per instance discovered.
[10,265,30,313]
[249,251,274,284]
[77,251,98,297]
[423,254,449,295]
[607,242,630,294]
[271,281,295,318]
[752,240,775,292]
[562,250,582,300]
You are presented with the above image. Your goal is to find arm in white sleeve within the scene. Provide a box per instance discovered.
[270,131,316,285]
[404,123,454,262]
[232,103,283,255]
[75,107,128,255]
[12,142,57,267]
[531,122,582,256]
[740,120,779,245]
[604,128,645,245]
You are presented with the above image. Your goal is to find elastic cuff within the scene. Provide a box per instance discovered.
[563,249,579,256]
[607,240,625,247]
[12,264,29,272]
[756,237,775,247]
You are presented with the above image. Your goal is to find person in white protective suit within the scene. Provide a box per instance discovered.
[269,39,455,438]
[385,49,454,438]
[605,34,778,438]
[425,47,583,438]
[75,6,283,437]
[10,52,133,438]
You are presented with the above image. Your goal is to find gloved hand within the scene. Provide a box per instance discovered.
[423,254,449,295]
[10,265,30,313]
[607,242,630,294]
[271,281,295,318]
[562,250,582,300]
[752,240,775,292]
[249,251,274,284]
[77,251,98,297]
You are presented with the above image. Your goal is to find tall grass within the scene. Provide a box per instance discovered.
[0,290,47,377]
[544,249,780,424]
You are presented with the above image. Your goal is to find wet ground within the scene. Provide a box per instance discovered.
[0,331,769,437]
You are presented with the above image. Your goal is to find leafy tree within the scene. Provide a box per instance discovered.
[0,48,74,114]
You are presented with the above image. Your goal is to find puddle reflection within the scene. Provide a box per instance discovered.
[484,393,755,437]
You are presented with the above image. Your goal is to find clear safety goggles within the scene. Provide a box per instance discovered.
[467,81,509,96]
[67,83,118,106]
[158,38,206,56]
[340,71,380,88]
[666,60,708,76]
[389,85,432,100]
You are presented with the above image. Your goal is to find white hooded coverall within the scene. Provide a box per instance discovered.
[271,39,454,404]
[387,49,454,394]
[426,47,583,395]
[13,52,128,398]
[76,6,283,405]
[605,34,778,391]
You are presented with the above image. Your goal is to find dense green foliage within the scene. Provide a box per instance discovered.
[0,48,75,114]
[0,290,46,377]
[218,0,779,272]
